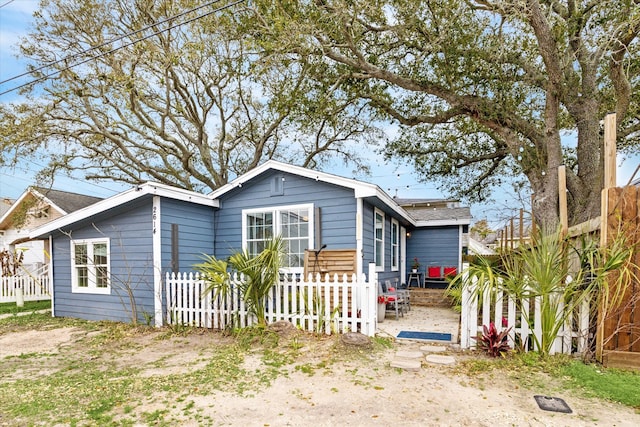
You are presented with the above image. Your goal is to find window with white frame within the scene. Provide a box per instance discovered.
[243,204,312,271]
[71,238,110,294]
[391,219,399,271]
[374,209,384,270]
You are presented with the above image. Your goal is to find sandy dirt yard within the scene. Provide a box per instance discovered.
[0,320,639,426]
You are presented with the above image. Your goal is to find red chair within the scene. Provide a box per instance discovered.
[444,267,457,277]
[428,266,442,278]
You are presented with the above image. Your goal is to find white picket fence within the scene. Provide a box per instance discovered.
[0,266,51,303]
[460,265,591,355]
[165,264,378,336]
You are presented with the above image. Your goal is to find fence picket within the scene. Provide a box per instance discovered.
[164,268,377,336]
[0,270,51,303]
[460,264,592,356]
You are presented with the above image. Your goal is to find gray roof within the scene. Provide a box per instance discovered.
[394,198,457,206]
[34,187,103,213]
[403,206,471,222]
[395,197,471,222]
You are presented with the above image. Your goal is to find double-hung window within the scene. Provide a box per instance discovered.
[71,238,110,294]
[243,204,313,272]
[391,219,399,271]
[374,209,384,271]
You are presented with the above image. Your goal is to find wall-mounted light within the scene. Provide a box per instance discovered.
[406,232,411,238]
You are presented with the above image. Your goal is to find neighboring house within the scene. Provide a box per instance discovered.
[468,237,496,256]
[30,161,471,326]
[0,187,102,274]
[0,198,13,218]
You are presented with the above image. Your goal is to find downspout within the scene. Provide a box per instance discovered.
[356,198,363,276]
[152,196,162,327]
[48,235,54,317]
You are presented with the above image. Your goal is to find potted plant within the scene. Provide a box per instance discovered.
[377,295,387,322]
[411,257,420,273]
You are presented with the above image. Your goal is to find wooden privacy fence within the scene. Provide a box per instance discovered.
[164,264,378,336]
[0,267,51,303]
[460,266,591,355]
[598,186,640,368]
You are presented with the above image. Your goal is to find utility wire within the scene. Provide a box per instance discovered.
[0,0,224,86]
[0,0,16,9]
[0,0,247,97]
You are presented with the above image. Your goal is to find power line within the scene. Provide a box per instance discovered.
[0,160,123,196]
[0,0,225,86]
[0,0,247,96]
[0,0,16,9]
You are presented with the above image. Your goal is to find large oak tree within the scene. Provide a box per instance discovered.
[252,0,640,226]
[0,0,380,192]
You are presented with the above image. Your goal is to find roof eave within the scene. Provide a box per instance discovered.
[211,160,416,225]
[414,218,471,227]
[211,160,382,199]
[29,182,217,239]
[30,188,69,216]
[359,188,416,225]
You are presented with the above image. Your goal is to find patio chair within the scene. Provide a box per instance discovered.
[389,279,410,312]
[379,281,404,319]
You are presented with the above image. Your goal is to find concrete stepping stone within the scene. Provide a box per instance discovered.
[420,345,447,353]
[390,358,422,371]
[425,354,456,366]
[395,350,424,359]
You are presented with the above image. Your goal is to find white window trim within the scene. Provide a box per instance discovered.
[241,203,314,273]
[391,218,399,272]
[70,237,111,295]
[374,208,385,272]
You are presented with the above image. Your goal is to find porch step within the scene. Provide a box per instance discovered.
[407,288,454,308]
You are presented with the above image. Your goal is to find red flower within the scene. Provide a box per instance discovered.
[378,295,388,304]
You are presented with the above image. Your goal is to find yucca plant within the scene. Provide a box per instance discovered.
[195,236,285,328]
[460,226,635,356]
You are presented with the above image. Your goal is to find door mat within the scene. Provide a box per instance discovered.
[533,395,572,413]
[396,331,452,342]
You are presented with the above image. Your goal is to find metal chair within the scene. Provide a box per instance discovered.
[380,281,404,319]
[395,281,411,312]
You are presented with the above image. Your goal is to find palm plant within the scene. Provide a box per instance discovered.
[459,227,635,356]
[195,236,285,327]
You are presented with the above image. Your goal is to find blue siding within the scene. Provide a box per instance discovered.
[214,170,357,259]
[362,201,405,284]
[51,199,155,323]
[50,196,216,324]
[361,202,374,271]
[160,198,215,272]
[406,226,460,278]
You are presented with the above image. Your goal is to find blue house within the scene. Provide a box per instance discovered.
[30,161,470,326]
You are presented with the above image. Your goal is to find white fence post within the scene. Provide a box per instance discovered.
[460,263,474,349]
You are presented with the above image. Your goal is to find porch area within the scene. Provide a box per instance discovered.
[377,304,460,344]
[375,286,460,344]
